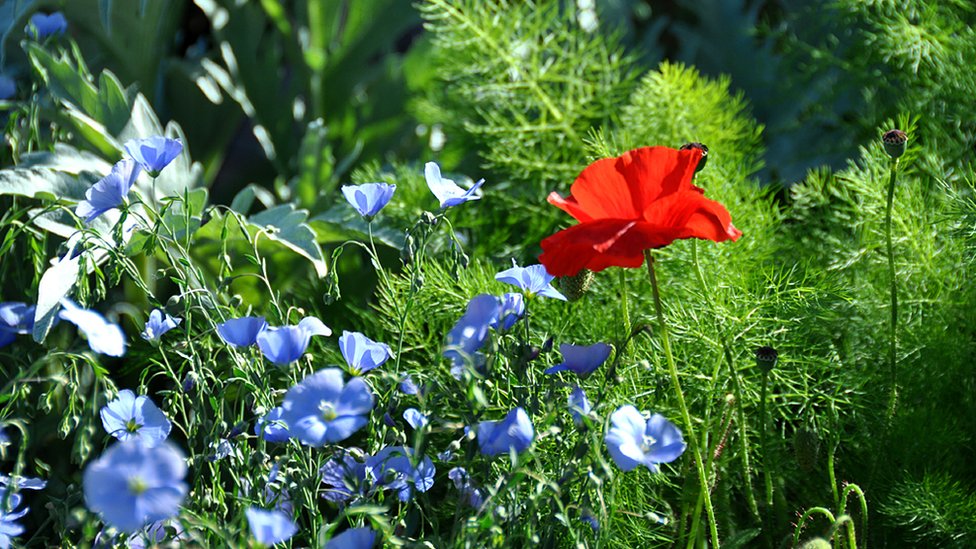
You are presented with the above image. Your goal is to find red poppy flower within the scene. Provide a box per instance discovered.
[539,146,741,277]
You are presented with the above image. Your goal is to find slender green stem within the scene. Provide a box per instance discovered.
[691,240,760,521]
[618,267,631,336]
[884,159,900,422]
[644,250,719,549]
[759,371,773,509]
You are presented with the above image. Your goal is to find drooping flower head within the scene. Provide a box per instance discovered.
[254,407,290,443]
[123,137,184,177]
[141,309,181,343]
[326,528,376,549]
[26,12,68,39]
[544,342,612,378]
[568,386,592,425]
[280,368,374,446]
[256,317,332,365]
[58,299,126,357]
[448,467,484,508]
[216,316,267,348]
[339,331,393,374]
[83,440,188,532]
[320,452,370,503]
[341,183,396,220]
[495,262,567,300]
[100,390,172,446]
[246,507,297,545]
[365,446,435,502]
[604,405,686,472]
[477,407,534,456]
[425,162,484,209]
[539,146,741,277]
[492,292,525,331]
[398,374,419,395]
[0,302,35,349]
[444,294,500,378]
[75,158,142,224]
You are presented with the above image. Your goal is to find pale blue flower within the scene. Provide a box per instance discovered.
[141,309,180,343]
[339,331,393,374]
[0,490,28,549]
[604,405,686,473]
[83,440,188,532]
[100,390,171,446]
[207,439,232,462]
[544,342,612,378]
[0,474,46,492]
[398,374,419,395]
[341,183,396,220]
[0,76,14,101]
[26,12,67,39]
[366,446,435,502]
[448,467,484,508]
[425,162,484,208]
[280,369,374,446]
[254,407,290,443]
[477,407,534,456]
[495,262,567,300]
[124,137,183,177]
[216,316,267,348]
[492,292,525,331]
[320,452,369,503]
[402,408,428,429]
[568,386,591,425]
[75,158,141,224]
[246,507,297,545]
[58,299,126,357]
[256,317,332,365]
[0,302,35,349]
[444,294,499,378]
[326,528,376,549]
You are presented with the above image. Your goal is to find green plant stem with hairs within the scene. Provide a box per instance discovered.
[884,158,900,422]
[759,369,773,510]
[644,250,720,549]
[690,240,761,522]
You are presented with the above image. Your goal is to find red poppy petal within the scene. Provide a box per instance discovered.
[615,146,702,207]
[539,219,675,277]
[567,157,637,220]
[547,192,595,223]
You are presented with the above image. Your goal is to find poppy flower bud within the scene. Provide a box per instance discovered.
[401,234,415,265]
[755,346,778,374]
[882,129,907,159]
[799,538,831,549]
[793,427,821,473]
[557,269,594,301]
[679,142,709,173]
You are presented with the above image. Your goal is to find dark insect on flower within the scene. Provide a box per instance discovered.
[679,142,709,173]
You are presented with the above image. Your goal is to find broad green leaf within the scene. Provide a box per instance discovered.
[248,205,328,277]
[310,205,404,249]
[230,184,276,215]
[0,167,98,202]
[33,252,81,343]
[16,144,113,175]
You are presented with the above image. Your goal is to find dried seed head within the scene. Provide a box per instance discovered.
[882,129,907,159]
[755,346,779,374]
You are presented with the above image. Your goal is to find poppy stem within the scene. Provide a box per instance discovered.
[644,250,720,549]
[884,158,900,423]
[618,268,631,338]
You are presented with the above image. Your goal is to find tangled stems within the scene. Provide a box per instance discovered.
[884,158,900,422]
[644,250,720,548]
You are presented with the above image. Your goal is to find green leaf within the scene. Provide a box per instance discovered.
[0,167,98,202]
[248,205,328,277]
[230,183,276,215]
[33,253,81,343]
[310,205,404,249]
[16,144,113,175]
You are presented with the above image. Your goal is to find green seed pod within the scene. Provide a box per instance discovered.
[679,142,709,172]
[558,269,594,301]
[882,129,907,159]
[799,538,832,549]
[755,346,779,374]
[793,427,821,473]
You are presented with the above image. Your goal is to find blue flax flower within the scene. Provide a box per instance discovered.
[0,76,15,100]
[492,292,525,331]
[246,507,297,545]
[281,368,374,446]
[495,262,566,300]
[448,467,484,508]
[216,316,267,348]
[58,299,126,357]
[444,294,500,378]
[0,302,35,349]
[477,407,534,456]
[402,408,428,429]
[83,440,188,532]
[339,331,393,374]
[255,407,290,443]
[26,12,67,39]
[341,183,396,220]
[124,137,184,177]
[425,162,484,209]
[0,490,28,549]
[141,309,180,343]
[398,374,419,395]
[0,475,46,492]
[100,390,172,446]
[257,317,332,365]
[544,342,612,378]
[75,158,141,224]
[568,386,592,425]
[320,452,369,503]
[604,405,686,473]
[326,528,376,549]
[366,446,435,502]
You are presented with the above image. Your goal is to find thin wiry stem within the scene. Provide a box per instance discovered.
[884,158,900,422]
